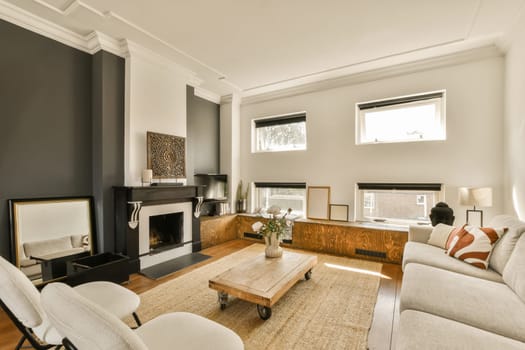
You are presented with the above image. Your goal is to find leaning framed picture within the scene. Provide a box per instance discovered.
[307,186,331,220]
[330,204,349,222]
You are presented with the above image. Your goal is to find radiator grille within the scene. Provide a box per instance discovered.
[244,232,263,240]
[355,248,387,258]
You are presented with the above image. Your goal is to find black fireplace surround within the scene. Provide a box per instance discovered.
[114,186,204,273]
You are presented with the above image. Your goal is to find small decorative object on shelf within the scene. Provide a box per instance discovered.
[142,169,153,186]
[252,206,294,258]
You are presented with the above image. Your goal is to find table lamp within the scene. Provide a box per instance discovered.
[458,187,493,226]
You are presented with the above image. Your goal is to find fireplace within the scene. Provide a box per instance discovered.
[138,202,193,269]
[149,212,184,253]
[114,185,203,273]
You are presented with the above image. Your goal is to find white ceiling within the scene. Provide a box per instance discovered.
[3,0,525,98]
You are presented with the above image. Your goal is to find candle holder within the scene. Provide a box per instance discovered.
[142,169,153,186]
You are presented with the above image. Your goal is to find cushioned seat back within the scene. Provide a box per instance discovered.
[41,283,147,350]
[0,256,44,328]
[503,234,525,303]
[23,236,73,259]
[489,215,525,274]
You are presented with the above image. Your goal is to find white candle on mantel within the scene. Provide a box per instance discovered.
[142,169,153,184]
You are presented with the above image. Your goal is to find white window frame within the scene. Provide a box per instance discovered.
[355,90,446,145]
[251,111,307,153]
[252,182,307,217]
[355,183,444,226]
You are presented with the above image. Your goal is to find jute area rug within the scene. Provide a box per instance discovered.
[131,244,382,350]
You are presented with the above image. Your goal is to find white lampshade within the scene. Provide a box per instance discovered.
[142,169,153,183]
[458,187,493,207]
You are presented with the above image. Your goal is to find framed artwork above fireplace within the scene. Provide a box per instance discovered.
[147,131,186,179]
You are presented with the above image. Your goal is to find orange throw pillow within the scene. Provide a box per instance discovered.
[446,224,506,269]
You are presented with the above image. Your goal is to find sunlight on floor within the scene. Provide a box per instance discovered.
[324,262,392,279]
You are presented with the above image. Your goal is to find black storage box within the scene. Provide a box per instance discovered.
[66,252,130,286]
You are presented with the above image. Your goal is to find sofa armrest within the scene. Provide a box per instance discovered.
[408,225,433,243]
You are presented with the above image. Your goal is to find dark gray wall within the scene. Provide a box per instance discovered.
[0,19,93,259]
[92,51,125,253]
[0,19,125,259]
[186,85,220,182]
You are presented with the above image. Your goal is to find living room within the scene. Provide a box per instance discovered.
[1,1,525,349]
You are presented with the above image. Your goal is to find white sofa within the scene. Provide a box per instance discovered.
[397,215,525,350]
[20,235,90,280]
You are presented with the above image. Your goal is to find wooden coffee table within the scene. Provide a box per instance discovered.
[209,250,317,320]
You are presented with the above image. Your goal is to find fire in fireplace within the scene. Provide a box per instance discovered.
[149,212,184,253]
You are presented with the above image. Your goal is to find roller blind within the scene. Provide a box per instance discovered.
[357,92,444,111]
[254,113,306,128]
[357,183,442,191]
[254,182,306,189]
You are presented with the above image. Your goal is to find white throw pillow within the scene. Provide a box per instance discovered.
[427,223,455,249]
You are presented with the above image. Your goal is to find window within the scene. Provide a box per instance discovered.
[254,182,306,217]
[363,193,375,209]
[252,112,306,152]
[356,183,443,225]
[254,182,306,242]
[356,91,445,144]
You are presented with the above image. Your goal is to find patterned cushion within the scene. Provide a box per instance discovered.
[446,225,506,269]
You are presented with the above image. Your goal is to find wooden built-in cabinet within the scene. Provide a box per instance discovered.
[201,214,408,264]
[200,215,238,249]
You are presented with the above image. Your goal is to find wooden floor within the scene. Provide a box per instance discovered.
[0,239,402,350]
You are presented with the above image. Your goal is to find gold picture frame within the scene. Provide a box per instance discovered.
[8,196,97,283]
[147,131,186,179]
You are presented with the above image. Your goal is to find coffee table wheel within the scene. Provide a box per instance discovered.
[257,305,272,320]
[305,269,312,280]
[218,291,228,310]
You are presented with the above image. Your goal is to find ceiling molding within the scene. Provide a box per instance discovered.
[85,31,125,57]
[496,3,525,53]
[0,0,202,83]
[2,0,513,103]
[193,87,221,104]
[29,0,229,83]
[241,35,502,99]
[237,44,502,106]
[0,0,89,53]
[0,0,128,57]
[122,40,200,84]
[1,0,221,90]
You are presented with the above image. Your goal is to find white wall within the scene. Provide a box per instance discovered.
[504,14,525,220]
[220,93,241,210]
[240,56,505,224]
[125,46,191,186]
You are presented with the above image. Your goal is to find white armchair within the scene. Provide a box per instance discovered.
[0,256,141,350]
[41,282,244,350]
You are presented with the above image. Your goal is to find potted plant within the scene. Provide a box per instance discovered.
[252,206,294,258]
[236,180,248,213]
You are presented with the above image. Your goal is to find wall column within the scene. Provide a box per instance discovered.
[92,50,125,253]
[220,93,242,211]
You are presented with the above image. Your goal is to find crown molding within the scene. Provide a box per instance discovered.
[1,0,202,82]
[0,0,89,52]
[193,87,221,104]
[85,31,125,57]
[122,40,199,83]
[497,4,525,53]
[0,0,128,57]
[239,43,503,106]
